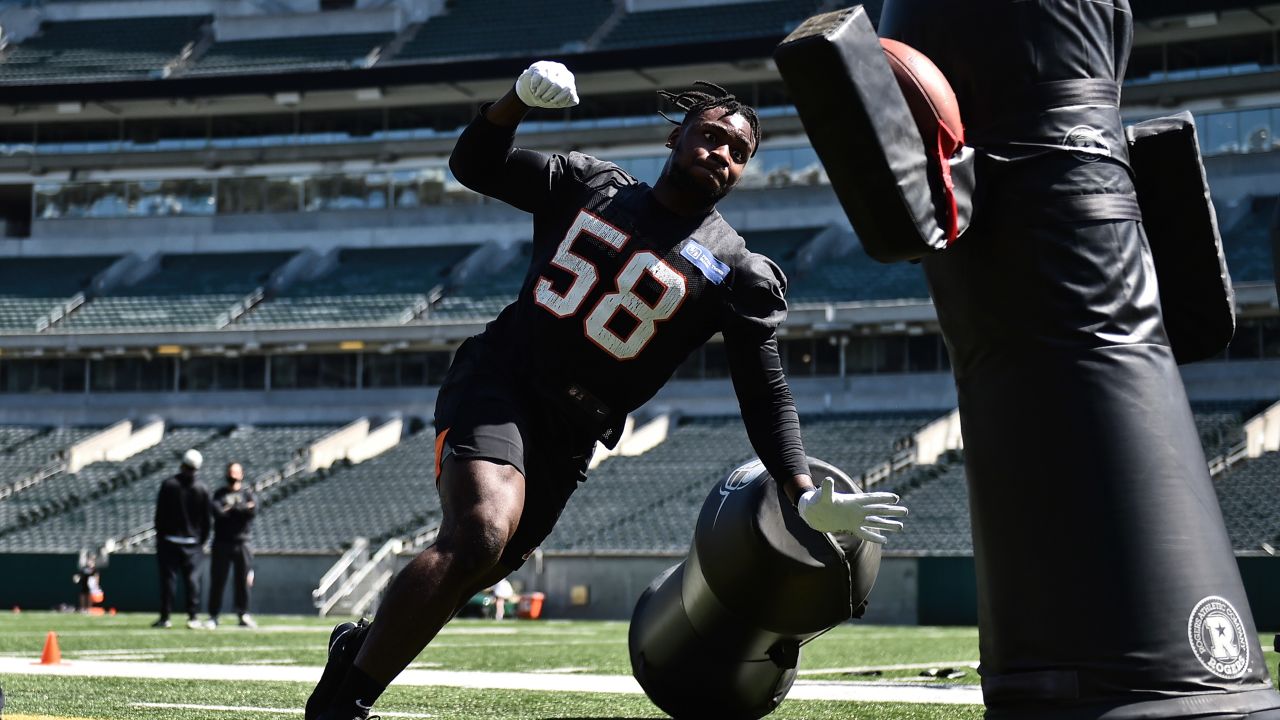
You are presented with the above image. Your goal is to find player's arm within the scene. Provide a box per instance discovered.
[448,61,579,213]
[724,255,907,544]
[722,255,814,504]
[241,488,258,518]
[210,490,229,520]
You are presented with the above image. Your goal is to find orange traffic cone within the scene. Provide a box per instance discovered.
[38,630,62,665]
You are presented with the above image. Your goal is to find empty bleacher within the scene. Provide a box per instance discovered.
[887,462,971,554]
[0,16,208,84]
[396,0,614,60]
[600,0,822,50]
[0,424,332,552]
[241,246,476,328]
[1214,452,1280,551]
[743,228,933,304]
[0,255,118,332]
[1220,194,1276,283]
[187,33,392,76]
[255,429,439,552]
[0,427,220,538]
[1193,400,1266,461]
[547,411,939,553]
[55,251,293,332]
[429,242,531,321]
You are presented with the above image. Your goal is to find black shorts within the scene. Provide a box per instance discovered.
[433,338,595,569]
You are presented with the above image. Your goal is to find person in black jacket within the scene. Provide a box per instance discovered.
[152,449,210,630]
[206,461,257,629]
[305,60,907,720]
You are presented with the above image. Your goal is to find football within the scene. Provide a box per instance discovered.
[880,37,964,155]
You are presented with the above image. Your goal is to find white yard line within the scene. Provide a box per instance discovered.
[132,703,432,718]
[0,656,984,705]
[798,660,980,675]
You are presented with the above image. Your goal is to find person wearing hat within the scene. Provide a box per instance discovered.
[153,448,212,629]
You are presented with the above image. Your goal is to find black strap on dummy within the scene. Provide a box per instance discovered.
[773,6,973,263]
[1127,112,1235,364]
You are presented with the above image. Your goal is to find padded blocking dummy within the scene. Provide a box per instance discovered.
[629,458,880,719]
[774,6,973,262]
[872,0,1280,717]
[1128,112,1235,364]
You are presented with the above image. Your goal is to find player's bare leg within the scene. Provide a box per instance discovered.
[357,457,524,681]
[307,457,524,718]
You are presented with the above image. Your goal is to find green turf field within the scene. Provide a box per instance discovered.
[0,612,1274,719]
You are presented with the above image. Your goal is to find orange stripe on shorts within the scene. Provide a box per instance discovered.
[434,427,450,483]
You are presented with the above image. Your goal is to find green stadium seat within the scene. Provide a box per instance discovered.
[396,0,613,60]
[0,16,208,84]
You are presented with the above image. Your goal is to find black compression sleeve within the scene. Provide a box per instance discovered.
[448,110,557,213]
[725,332,809,484]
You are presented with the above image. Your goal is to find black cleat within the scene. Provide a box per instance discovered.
[305,619,370,720]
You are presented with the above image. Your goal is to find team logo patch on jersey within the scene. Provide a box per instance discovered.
[681,240,730,285]
[1187,595,1249,679]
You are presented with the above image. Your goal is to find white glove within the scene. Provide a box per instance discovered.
[515,60,579,109]
[797,477,908,544]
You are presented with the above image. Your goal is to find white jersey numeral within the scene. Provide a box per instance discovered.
[584,251,687,360]
[533,209,688,361]
[534,210,629,318]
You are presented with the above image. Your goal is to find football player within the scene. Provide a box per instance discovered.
[305,60,908,720]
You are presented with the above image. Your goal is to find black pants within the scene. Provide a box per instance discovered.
[208,541,252,619]
[157,540,202,621]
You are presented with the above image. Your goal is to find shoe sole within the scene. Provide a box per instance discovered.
[304,619,369,720]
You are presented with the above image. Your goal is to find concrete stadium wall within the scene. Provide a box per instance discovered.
[2,552,1277,630]
[500,554,1280,630]
[0,359,1274,429]
[0,552,337,616]
[505,554,919,625]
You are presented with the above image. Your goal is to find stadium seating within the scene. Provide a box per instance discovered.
[742,228,933,304]
[0,16,208,84]
[254,429,440,552]
[0,427,219,538]
[1220,194,1277,283]
[429,242,532,321]
[395,0,614,60]
[241,246,477,328]
[0,255,119,332]
[187,33,392,75]
[1192,400,1265,460]
[887,461,972,554]
[0,424,332,552]
[599,0,823,50]
[55,251,293,332]
[1214,452,1280,551]
[546,411,939,553]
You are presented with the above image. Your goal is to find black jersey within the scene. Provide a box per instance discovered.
[450,112,807,482]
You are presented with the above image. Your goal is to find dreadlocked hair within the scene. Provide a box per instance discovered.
[657,81,760,157]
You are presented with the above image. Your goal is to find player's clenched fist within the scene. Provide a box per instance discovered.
[797,477,908,544]
[515,60,580,109]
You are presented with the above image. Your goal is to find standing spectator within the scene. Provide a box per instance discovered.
[207,462,258,629]
[73,554,102,613]
[153,449,211,630]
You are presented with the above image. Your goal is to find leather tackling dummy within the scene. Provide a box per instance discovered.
[628,458,881,720]
[773,6,974,263]
[1128,112,1235,364]
[861,0,1280,718]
